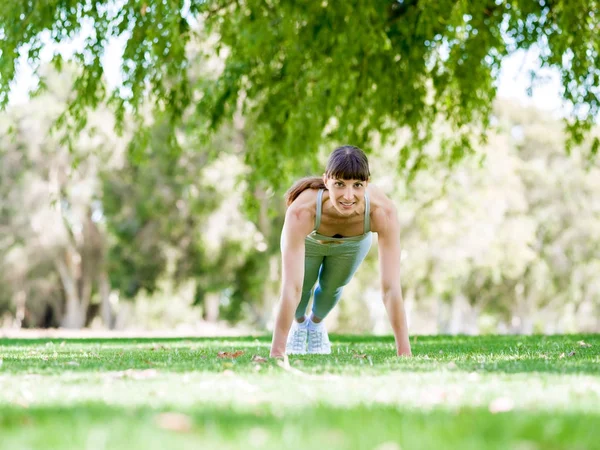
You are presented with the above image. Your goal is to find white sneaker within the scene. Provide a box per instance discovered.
[307,322,331,354]
[286,320,308,354]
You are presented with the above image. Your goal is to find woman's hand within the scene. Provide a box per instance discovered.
[397,346,412,357]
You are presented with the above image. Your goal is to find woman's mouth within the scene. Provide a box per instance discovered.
[339,201,355,209]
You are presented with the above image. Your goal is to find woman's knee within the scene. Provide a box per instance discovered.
[316,284,344,299]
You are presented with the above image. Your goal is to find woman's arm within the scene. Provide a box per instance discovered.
[376,204,412,356]
[270,205,313,357]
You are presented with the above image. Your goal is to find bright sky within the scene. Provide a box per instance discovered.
[496,47,564,116]
[8,33,566,116]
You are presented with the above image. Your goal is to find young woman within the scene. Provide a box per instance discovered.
[270,145,412,357]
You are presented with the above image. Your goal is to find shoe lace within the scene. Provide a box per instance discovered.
[310,329,324,350]
[314,333,322,348]
[289,326,306,348]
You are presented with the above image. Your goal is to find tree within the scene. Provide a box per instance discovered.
[0,65,126,328]
[1,0,598,198]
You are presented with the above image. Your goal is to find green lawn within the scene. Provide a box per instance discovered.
[1,334,599,450]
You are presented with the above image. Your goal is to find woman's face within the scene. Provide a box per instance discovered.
[323,175,368,215]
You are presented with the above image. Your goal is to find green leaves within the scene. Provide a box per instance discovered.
[1,0,599,196]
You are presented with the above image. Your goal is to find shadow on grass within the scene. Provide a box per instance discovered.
[0,403,598,450]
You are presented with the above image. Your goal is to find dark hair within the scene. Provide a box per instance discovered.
[285,145,370,206]
[325,145,370,181]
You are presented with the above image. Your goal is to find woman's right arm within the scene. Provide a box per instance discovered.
[270,205,313,357]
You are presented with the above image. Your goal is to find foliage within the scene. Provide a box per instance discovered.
[1,0,599,198]
[2,80,600,331]
[101,116,218,298]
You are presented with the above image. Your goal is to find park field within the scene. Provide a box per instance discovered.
[0,334,599,450]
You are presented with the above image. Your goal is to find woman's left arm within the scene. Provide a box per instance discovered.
[376,205,412,356]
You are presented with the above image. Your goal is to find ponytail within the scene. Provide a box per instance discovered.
[285,177,325,206]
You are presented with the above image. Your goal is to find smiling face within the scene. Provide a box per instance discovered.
[323,176,368,215]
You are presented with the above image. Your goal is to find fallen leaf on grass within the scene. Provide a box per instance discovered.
[65,361,80,366]
[155,412,193,433]
[568,351,576,357]
[578,341,592,348]
[217,350,245,359]
[488,397,514,414]
[251,355,268,363]
[152,344,165,351]
[20,416,33,426]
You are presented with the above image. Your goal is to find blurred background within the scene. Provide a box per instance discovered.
[1,2,599,336]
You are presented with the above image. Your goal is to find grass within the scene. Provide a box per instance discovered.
[0,334,599,449]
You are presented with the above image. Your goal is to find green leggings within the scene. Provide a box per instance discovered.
[295,233,373,320]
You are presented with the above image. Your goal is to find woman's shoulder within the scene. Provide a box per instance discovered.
[367,185,399,231]
[283,188,319,237]
[286,188,319,221]
[368,185,395,210]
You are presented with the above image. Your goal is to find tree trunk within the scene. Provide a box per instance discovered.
[13,290,26,329]
[437,297,451,334]
[55,256,86,328]
[203,292,220,323]
[512,282,533,334]
[99,270,114,329]
[80,272,93,321]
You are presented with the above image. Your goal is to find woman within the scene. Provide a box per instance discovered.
[270,145,412,357]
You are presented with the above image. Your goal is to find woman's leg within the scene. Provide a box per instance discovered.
[312,235,373,320]
[294,246,325,320]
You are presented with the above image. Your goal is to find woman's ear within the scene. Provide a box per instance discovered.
[322,174,328,185]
